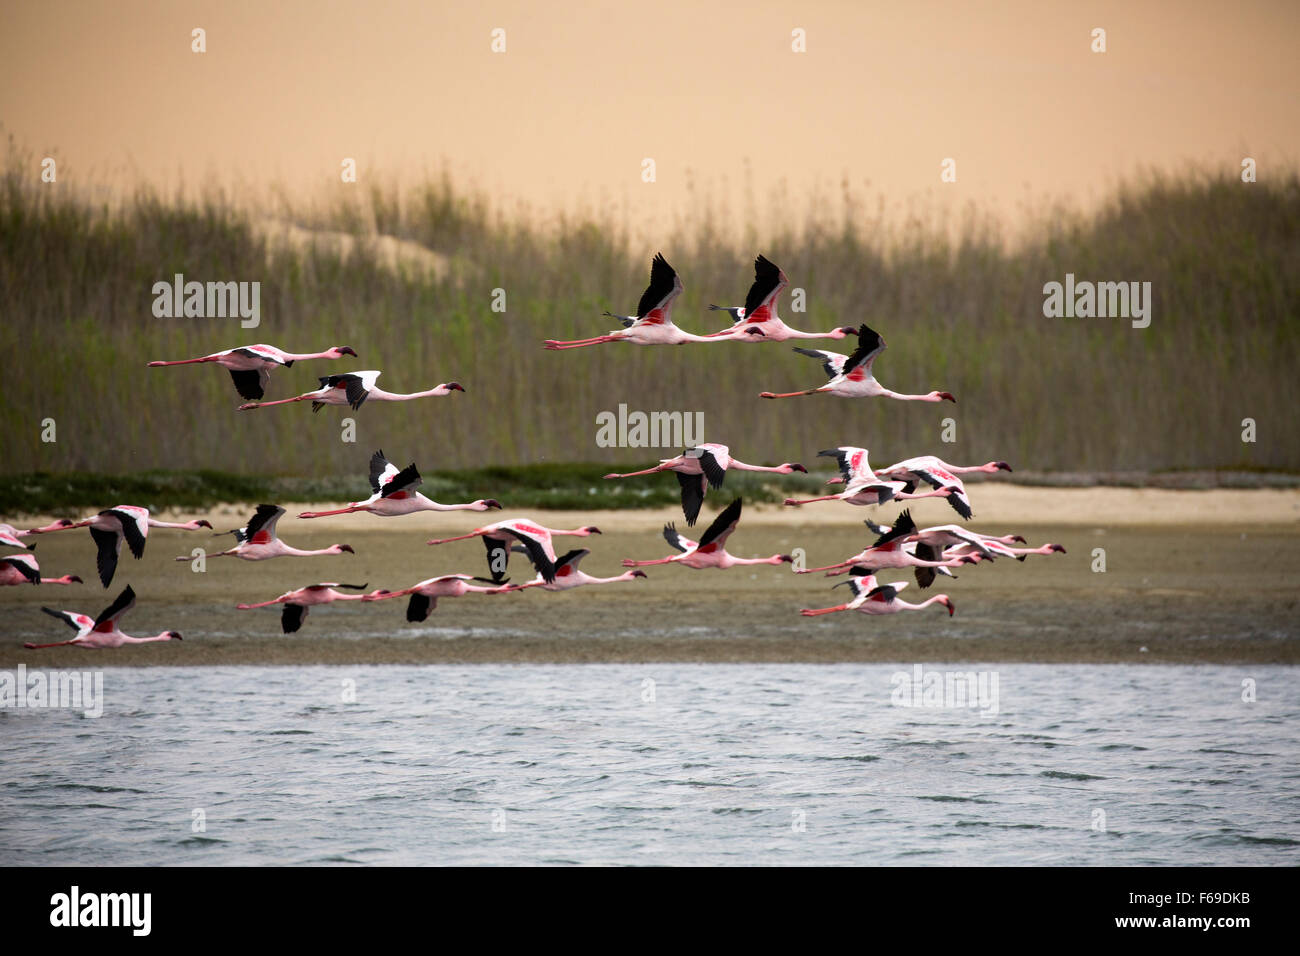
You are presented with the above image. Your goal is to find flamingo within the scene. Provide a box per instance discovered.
[800,576,954,618]
[362,574,503,622]
[603,443,807,525]
[948,541,1067,562]
[795,510,977,576]
[543,254,763,349]
[181,504,353,561]
[147,344,357,400]
[782,447,953,508]
[298,450,502,519]
[760,325,956,403]
[872,456,1010,520]
[238,371,464,411]
[237,582,375,633]
[0,522,36,549]
[703,255,858,342]
[28,506,212,587]
[24,586,183,649]
[622,498,793,570]
[0,554,82,586]
[426,518,602,584]
[490,549,648,593]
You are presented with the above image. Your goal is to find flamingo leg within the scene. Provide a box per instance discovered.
[298,505,365,518]
[759,388,824,399]
[426,531,486,546]
[794,561,851,575]
[23,639,81,649]
[799,605,848,617]
[620,557,675,567]
[543,336,622,350]
[146,357,215,367]
[238,395,308,410]
[783,495,839,506]
[603,465,668,479]
[236,599,282,609]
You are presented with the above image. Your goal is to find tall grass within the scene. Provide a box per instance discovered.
[2,144,1297,480]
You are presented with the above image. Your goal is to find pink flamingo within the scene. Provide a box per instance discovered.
[237,582,375,633]
[544,254,763,349]
[0,554,82,586]
[362,574,503,622]
[622,498,793,570]
[299,450,501,519]
[796,510,977,576]
[427,518,602,584]
[490,549,648,593]
[147,344,357,400]
[238,371,464,411]
[180,504,353,561]
[760,325,955,403]
[703,255,857,341]
[0,522,37,549]
[24,586,183,649]
[783,447,953,508]
[872,456,1011,520]
[604,442,807,525]
[800,575,954,618]
[29,506,212,587]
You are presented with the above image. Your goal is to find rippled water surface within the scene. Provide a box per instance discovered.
[2,664,1296,865]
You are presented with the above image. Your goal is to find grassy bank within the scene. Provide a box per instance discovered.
[3,142,1298,478]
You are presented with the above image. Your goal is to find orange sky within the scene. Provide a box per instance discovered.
[2,0,1297,236]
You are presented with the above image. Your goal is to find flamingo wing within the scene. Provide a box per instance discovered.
[3,554,40,583]
[676,471,707,526]
[740,254,787,324]
[281,603,308,633]
[870,509,916,548]
[633,253,682,321]
[796,349,848,380]
[227,367,270,400]
[697,497,743,550]
[88,527,122,587]
[688,446,728,489]
[102,508,148,559]
[244,504,286,543]
[503,528,557,583]
[92,585,137,631]
[841,325,886,378]
[553,548,591,575]
[406,593,435,621]
[662,523,695,554]
[381,463,422,498]
[42,606,94,635]
[368,450,399,494]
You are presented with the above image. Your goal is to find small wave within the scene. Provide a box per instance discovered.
[1039,770,1105,781]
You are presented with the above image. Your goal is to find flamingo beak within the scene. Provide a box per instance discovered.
[780,554,794,563]
[197,520,213,529]
[587,527,603,534]
[940,392,957,403]
[169,631,184,640]
[945,600,955,616]
[340,347,358,357]
[791,464,807,473]
[447,382,465,392]
[339,545,355,554]
[69,575,84,583]
[996,462,1012,472]
[484,499,503,510]
[840,327,858,335]
[1050,544,1067,553]
[1013,536,1027,544]
[630,570,647,578]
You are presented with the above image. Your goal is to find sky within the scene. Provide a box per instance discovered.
[2,0,1297,236]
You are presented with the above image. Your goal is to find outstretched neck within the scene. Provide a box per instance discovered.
[370,385,451,401]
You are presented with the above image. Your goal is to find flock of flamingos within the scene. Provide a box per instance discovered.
[7,254,1064,648]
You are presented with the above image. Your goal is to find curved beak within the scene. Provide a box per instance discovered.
[69,575,84,583]
[996,462,1012,472]
[197,520,213,529]
[447,382,465,392]
[340,347,358,357]
[1050,544,1067,553]
[484,499,503,510]
[840,327,858,335]
[170,631,184,640]
[791,464,807,473]
[587,527,603,534]
[339,544,355,554]
[630,569,647,578]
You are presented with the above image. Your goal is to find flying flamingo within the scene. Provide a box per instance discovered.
[180,504,353,561]
[0,522,36,549]
[800,575,954,618]
[426,518,602,584]
[760,325,956,403]
[948,541,1067,563]
[858,518,1022,588]
[28,506,212,587]
[238,371,464,411]
[237,582,374,633]
[147,344,358,400]
[543,254,763,350]
[782,447,953,508]
[0,554,82,586]
[603,442,807,525]
[795,510,977,576]
[298,450,502,519]
[490,549,648,593]
[24,586,183,649]
[362,574,503,622]
[622,498,793,571]
[872,455,1011,520]
[703,255,858,342]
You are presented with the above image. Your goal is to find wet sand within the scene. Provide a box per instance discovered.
[3,487,1297,666]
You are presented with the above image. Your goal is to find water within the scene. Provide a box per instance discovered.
[1,663,1296,865]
